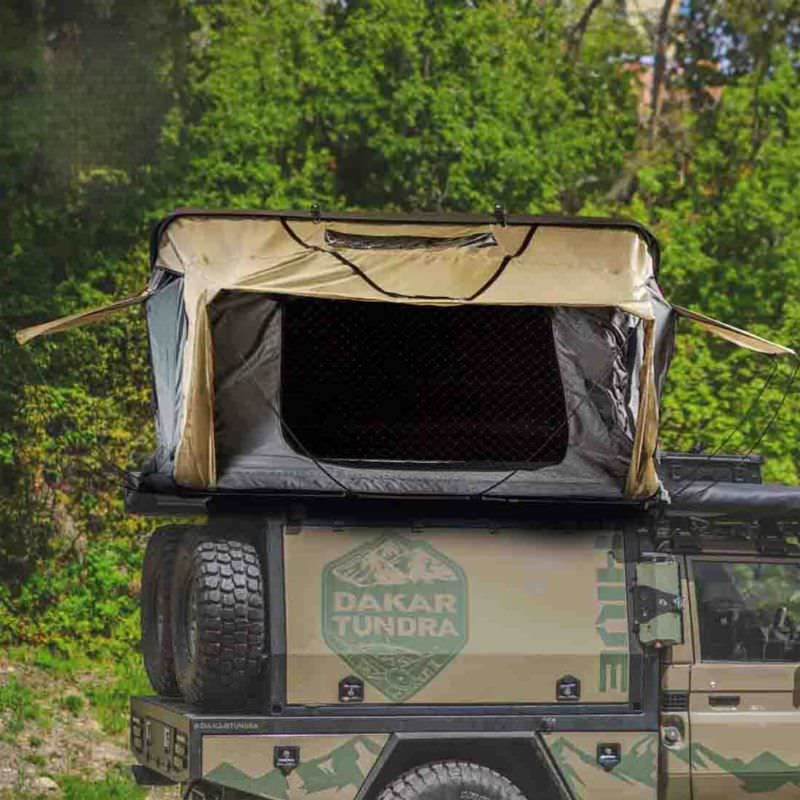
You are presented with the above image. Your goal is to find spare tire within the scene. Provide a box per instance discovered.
[141,526,184,696]
[171,531,265,708]
[378,762,527,800]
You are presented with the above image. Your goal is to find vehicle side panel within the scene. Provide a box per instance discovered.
[284,526,630,706]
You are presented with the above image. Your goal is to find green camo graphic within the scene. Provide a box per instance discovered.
[594,533,629,694]
[322,536,468,701]
[205,736,383,799]
[549,736,800,797]
[676,742,800,794]
[548,735,658,798]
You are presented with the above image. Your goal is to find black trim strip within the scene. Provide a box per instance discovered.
[132,695,657,737]
[354,735,399,800]
[266,519,287,713]
[535,732,576,800]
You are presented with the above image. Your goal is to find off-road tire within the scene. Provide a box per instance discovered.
[141,526,185,696]
[377,762,527,800]
[171,531,265,708]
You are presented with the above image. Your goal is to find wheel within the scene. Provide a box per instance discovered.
[141,526,184,695]
[377,762,526,800]
[171,531,265,708]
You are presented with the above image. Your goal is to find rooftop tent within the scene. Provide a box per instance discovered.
[16,210,794,502]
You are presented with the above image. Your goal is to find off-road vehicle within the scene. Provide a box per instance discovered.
[19,208,800,800]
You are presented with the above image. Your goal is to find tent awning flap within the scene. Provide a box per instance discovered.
[673,305,796,357]
[16,288,151,345]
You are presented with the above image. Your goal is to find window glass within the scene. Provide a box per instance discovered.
[694,560,800,662]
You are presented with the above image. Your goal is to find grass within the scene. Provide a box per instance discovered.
[10,646,151,735]
[1,770,148,800]
[0,649,159,799]
[84,656,151,735]
[59,769,148,800]
[0,676,44,741]
[59,694,84,716]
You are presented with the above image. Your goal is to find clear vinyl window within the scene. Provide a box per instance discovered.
[694,560,800,662]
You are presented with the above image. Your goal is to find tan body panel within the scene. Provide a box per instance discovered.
[686,554,800,799]
[284,526,630,705]
[543,732,658,800]
[661,664,691,800]
[202,734,388,800]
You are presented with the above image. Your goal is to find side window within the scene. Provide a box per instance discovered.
[694,560,800,662]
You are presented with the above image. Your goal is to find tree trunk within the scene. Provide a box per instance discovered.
[647,0,676,148]
[566,0,603,61]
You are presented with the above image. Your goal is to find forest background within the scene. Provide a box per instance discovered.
[1,0,799,795]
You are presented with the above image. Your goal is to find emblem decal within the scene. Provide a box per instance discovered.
[322,536,468,701]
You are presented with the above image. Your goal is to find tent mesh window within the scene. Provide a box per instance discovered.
[281,298,568,465]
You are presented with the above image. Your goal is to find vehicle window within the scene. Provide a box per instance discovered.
[694,561,800,662]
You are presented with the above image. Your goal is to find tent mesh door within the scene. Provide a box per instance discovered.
[281,298,568,465]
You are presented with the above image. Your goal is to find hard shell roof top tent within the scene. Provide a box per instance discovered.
[16,209,794,504]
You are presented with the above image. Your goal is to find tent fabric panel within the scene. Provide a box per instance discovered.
[652,286,676,396]
[211,292,283,469]
[673,305,796,356]
[145,271,186,474]
[174,288,217,488]
[625,319,660,498]
[154,215,657,315]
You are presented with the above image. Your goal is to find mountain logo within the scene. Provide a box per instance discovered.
[322,536,468,701]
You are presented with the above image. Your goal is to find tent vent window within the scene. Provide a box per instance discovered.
[324,230,498,250]
[280,298,569,465]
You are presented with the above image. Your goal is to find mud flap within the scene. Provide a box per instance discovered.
[634,557,682,648]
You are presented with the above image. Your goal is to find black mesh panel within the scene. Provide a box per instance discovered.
[281,298,568,465]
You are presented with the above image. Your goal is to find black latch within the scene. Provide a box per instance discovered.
[758,520,787,555]
[597,743,621,771]
[339,675,364,703]
[556,675,580,702]
[274,745,300,775]
[634,585,682,625]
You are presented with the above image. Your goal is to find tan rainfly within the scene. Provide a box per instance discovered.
[15,214,795,497]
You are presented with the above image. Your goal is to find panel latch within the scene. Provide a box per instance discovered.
[339,675,364,703]
[556,675,581,702]
[274,745,300,775]
[597,743,621,771]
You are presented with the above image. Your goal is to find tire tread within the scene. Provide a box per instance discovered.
[378,761,526,800]
[172,533,265,708]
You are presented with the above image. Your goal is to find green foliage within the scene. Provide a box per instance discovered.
[635,48,800,483]
[1,0,800,667]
